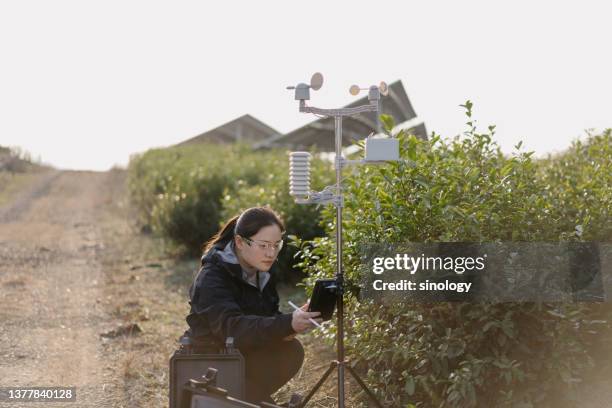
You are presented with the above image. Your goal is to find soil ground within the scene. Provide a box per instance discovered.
[0,169,609,408]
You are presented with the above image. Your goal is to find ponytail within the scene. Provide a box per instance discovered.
[202,215,239,254]
[201,207,285,256]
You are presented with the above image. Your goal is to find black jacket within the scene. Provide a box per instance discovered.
[186,243,295,351]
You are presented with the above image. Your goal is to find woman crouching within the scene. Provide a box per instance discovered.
[185,206,321,405]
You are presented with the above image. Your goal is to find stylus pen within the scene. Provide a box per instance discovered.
[287,301,323,328]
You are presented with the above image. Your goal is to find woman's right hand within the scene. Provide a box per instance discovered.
[291,304,322,333]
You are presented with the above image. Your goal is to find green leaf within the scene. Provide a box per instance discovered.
[405,376,416,396]
[379,114,395,133]
[415,178,430,189]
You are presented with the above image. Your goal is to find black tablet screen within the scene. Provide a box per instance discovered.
[308,279,337,321]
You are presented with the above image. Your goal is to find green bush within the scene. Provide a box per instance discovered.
[539,129,612,241]
[127,143,296,254]
[538,129,612,359]
[294,103,612,407]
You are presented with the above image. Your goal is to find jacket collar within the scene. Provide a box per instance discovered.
[202,241,272,290]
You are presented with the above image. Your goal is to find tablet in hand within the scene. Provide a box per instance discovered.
[307,279,337,321]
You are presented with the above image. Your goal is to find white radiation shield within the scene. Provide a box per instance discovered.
[289,152,311,199]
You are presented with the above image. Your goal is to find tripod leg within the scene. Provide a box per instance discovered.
[346,365,385,408]
[300,361,337,407]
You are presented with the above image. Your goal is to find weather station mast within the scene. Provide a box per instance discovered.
[286,73,399,408]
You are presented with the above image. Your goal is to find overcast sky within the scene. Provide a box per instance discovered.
[1,1,610,170]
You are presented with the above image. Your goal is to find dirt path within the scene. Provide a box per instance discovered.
[0,170,126,406]
[0,169,190,408]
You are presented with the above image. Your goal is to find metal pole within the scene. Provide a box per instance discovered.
[335,115,345,408]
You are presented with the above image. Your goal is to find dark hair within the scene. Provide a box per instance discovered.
[202,206,285,254]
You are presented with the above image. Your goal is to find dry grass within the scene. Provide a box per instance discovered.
[0,171,44,206]
[122,351,139,380]
[273,331,367,407]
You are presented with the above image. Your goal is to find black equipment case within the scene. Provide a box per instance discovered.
[181,368,287,408]
[170,337,245,408]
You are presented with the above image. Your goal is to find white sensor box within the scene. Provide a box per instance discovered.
[364,137,400,162]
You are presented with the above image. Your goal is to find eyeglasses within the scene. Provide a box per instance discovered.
[240,236,284,252]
